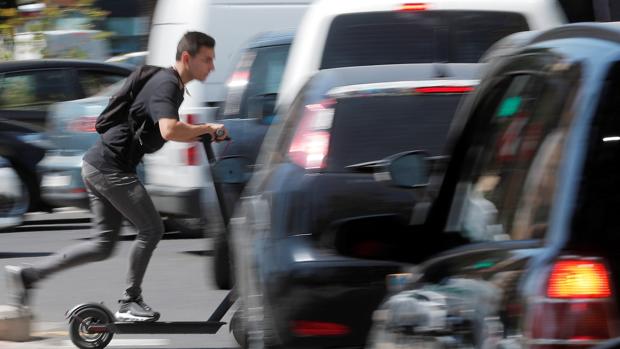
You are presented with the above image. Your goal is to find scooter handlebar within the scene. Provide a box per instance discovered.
[201,129,230,143]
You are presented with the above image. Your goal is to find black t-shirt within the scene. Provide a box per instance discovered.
[84,68,184,173]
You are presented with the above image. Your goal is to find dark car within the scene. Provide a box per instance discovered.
[230,63,481,349]
[208,31,294,287]
[0,59,131,132]
[367,23,620,349]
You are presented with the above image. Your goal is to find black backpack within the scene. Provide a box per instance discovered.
[95,65,164,135]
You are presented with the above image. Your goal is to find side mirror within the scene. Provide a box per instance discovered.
[386,151,430,188]
[247,93,277,124]
[212,156,252,184]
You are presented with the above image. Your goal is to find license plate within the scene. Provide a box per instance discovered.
[41,174,71,188]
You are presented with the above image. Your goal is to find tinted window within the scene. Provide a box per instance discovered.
[327,94,465,171]
[223,44,290,118]
[78,70,126,97]
[0,69,77,110]
[448,66,580,242]
[572,62,620,247]
[321,11,529,68]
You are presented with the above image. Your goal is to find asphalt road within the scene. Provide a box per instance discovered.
[0,209,239,349]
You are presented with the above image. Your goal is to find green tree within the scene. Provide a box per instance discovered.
[0,0,110,60]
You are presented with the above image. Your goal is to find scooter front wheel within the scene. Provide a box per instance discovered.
[68,307,114,349]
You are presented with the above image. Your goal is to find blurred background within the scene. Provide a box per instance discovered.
[3,1,620,349]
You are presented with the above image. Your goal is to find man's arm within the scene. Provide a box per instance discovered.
[158,118,227,142]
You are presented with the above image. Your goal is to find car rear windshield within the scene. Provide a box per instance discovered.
[321,11,529,69]
[572,62,620,248]
[327,94,465,171]
[222,44,290,118]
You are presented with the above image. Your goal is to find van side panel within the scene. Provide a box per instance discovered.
[196,3,309,103]
[148,0,310,105]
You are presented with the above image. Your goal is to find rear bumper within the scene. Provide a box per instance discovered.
[260,236,403,349]
[145,184,202,217]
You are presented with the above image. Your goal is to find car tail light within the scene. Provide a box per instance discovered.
[184,113,197,125]
[527,258,618,348]
[415,86,475,94]
[292,321,350,337]
[547,260,611,299]
[227,71,250,88]
[288,100,335,170]
[183,113,200,166]
[67,116,97,133]
[223,50,257,116]
[399,3,427,11]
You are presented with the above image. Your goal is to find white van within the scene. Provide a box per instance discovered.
[144,0,312,234]
[276,0,569,112]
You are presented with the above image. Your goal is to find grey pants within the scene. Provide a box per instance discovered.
[32,161,164,299]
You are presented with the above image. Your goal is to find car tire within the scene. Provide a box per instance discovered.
[0,167,30,231]
[0,163,30,216]
[230,308,248,349]
[213,230,233,289]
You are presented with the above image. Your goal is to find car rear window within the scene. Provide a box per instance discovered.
[321,11,529,69]
[572,62,620,247]
[223,44,290,118]
[327,94,465,171]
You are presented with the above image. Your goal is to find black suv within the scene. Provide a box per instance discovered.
[230,63,480,349]
[368,23,620,349]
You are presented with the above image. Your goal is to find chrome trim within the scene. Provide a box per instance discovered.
[527,338,606,346]
[327,80,480,98]
[530,296,612,304]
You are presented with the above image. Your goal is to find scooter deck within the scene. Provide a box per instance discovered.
[108,320,225,334]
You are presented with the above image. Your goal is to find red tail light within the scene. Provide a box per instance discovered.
[288,100,335,170]
[183,113,200,166]
[67,116,97,133]
[292,321,350,337]
[186,144,199,166]
[227,71,250,88]
[399,3,427,11]
[415,86,475,94]
[527,258,617,347]
[547,260,611,299]
[184,113,197,125]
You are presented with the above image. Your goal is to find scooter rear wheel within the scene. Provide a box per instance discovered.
[69,307,114,349]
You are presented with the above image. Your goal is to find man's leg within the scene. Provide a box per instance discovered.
[5,162,123,305]
[90,171,164,321]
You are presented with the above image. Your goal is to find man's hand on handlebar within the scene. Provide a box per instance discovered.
[205,123,229,142]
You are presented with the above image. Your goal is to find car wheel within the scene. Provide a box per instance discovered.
[0,162,30,230]
[230,308,248,349]
[213,230,233,289]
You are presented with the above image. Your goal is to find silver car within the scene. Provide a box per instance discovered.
[38,81,124,209]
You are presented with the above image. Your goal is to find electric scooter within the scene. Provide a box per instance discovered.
[65,132,235,349]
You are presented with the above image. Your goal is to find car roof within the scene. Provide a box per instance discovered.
[0,59,133,74]
[306,63,482,97]
[246,30,294,49]
[529,21,620,45]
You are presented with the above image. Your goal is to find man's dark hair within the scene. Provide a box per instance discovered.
[176,31,216,60]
